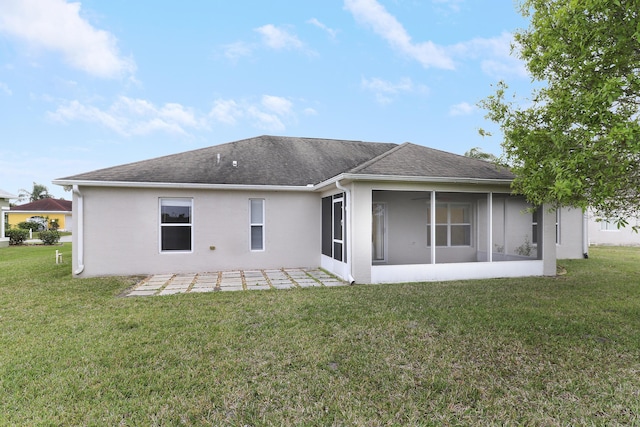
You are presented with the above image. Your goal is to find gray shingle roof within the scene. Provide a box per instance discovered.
[0,188,17,199]
[11,198,72,212]
[349,143,514,180]
[56,135,513,186]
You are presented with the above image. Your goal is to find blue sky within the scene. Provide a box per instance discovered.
[0,0,533,200]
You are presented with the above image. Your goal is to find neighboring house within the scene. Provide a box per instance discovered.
[1,188,17,248]
[587,210,640,246]
[53,135,585,283]
[8,198,73,232]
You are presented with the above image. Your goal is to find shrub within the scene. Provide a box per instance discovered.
[39,230,60,245]
[18,221,43,232]
[49,219,60,231]
[6,229,29,245]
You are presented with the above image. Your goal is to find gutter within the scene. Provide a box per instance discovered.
[72,185,84,275]
[335,180,355,284]
[52,179,314,192]
[314,173,514,192]
[582,209,589,258]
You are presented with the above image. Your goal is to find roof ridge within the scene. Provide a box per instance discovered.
[348,142,406,173]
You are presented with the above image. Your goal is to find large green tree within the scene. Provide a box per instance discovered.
[481,0,640,225]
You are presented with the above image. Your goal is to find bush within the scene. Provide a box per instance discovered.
[18,221,44,232]
[39,230,60,245]
[6,229,29,245]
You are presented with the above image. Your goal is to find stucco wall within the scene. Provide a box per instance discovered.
[587,212,640,246]
[556,207,587,258]
[73,186,320,277]
[7,212,70,231]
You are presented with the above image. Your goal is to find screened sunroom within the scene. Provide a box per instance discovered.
[367,189,550,283]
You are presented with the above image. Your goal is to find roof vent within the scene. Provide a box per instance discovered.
[232,160,238,168]
[217,153,220,165]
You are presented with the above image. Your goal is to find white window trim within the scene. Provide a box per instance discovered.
[427,203,472,247]
[532,209,561,245]
[159,198,194,253]
[249,198,265,251]
[372,202,387,263]
[600,219,620,231]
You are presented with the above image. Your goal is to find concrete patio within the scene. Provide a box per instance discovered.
[125,267,347,297]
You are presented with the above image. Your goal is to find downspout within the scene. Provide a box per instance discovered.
[582,209,589,258]
[72,185,85,275]
[335,180,355,284]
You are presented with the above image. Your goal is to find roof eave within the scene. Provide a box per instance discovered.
[52,179,315,192]
[9,209,71,213]
[313,173,514,190]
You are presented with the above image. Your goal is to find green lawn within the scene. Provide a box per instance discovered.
[1,244,639,426]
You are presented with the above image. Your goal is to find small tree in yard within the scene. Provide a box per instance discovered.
[480,0,640,227]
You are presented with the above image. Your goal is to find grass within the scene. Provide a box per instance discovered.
[1,244,639,426]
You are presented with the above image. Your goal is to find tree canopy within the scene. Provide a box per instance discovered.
[481,0,640,225]
[19,182,52,203]
[464,147,499,162]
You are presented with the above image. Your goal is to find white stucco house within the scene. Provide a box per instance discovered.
[53,136,586,283]
[587,211,640,246]
[1,188,17,248]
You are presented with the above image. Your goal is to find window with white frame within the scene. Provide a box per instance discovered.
[160,198,193,252]
[427,203,471,246]
[600,219,618,231]
[250,199,265,251]
[532,209,560,244]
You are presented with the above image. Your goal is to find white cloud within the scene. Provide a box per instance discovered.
[432,0,464,13]
[452,32,528,78]
[255,24,304,51]
[222,41,254,61]
[261,95,293,116]
[449,101,476,116]
[247,106,286,131]
[49,94,306,135]
[210,95,296,131]
[209,99,244,125]
[48,96,205,136]
[222,24,313,62]
[344,0,454,70]
[307,18,338,39]
[361,76,428,105]
[0,0,135,79]
[0,82,12,96]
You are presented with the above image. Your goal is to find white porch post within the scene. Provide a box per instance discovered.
[430,190,436,264]
[487,192,493,262]
[1,206,7,234]
[541,204,557,276]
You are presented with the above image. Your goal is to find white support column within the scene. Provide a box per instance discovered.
[0,207,9,248]
[430,190,436,264]
[542,204,557,276]
[487,192,493,262]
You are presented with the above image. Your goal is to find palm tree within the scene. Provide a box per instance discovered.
[18,182,52,203]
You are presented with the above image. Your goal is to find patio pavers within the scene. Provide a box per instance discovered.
[125,268,347,297]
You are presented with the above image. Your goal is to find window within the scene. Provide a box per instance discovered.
[532,209,560,244]
[600,219,619,231]
[372,202,386,262]
[250,199,265,251]
[427,203,471,246]
[160,198,192,252]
